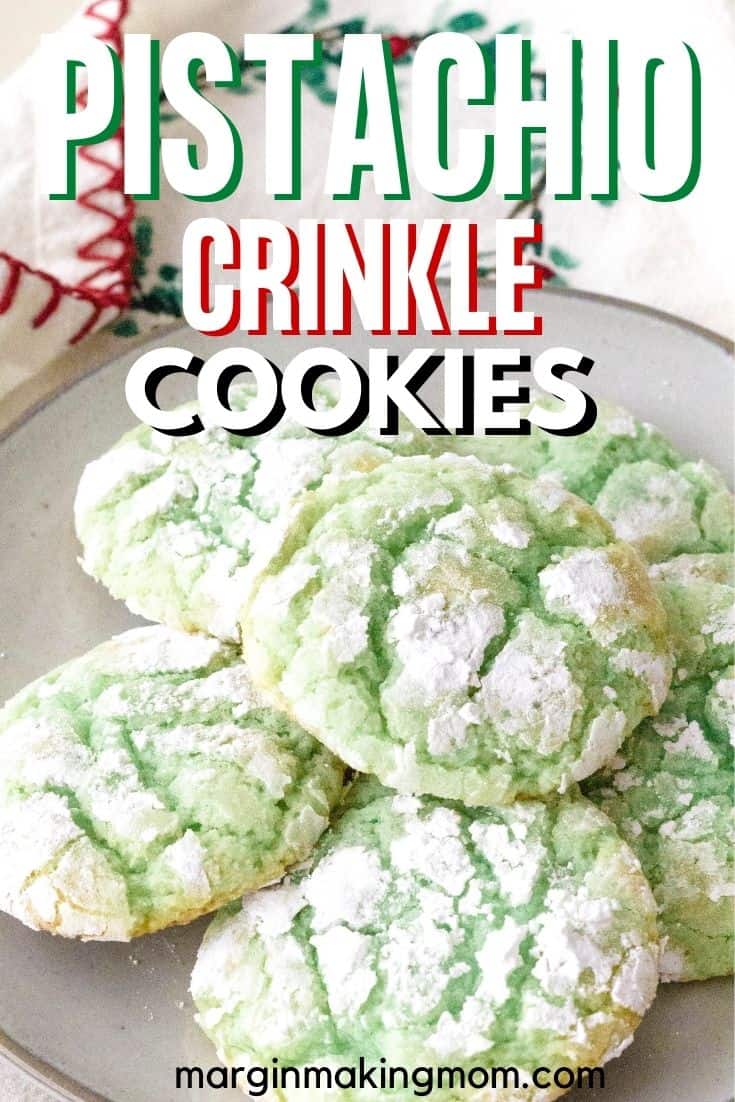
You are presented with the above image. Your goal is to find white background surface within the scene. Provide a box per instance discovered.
[0,0,78,78]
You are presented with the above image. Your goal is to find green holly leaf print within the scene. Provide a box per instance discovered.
[158,264,179,283]
[131,217,153,280]
[338,18,366,34]
[548,246,580,270]
[134,218,153,261]
[447,12,487,32]
[111,317,140,338]
[306,0,330,18]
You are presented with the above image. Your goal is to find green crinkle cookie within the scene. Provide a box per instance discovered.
[191,784,660,1102]
[444,425,550,480]
[242,454,672,805]
[649,553,735,679]
[0,626,346,941]
[592,458,734,565]
[448,400,734,563]
[74,385,430,641]
[584,553,735,982]
[540,402,685,506]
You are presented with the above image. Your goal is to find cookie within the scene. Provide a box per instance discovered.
[191,784,659,1102]
[583,553,734,982]
[74,385,428,641]
[450,400,734,563]
[242,454,672,805]
[540,401,686,506]
[648,552,735,679]
[592,459,734,564]
[447,422,550,479]
[0,626,346,940]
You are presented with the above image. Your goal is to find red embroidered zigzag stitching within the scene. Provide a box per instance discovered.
[76,0,135,304]
[0,0,133,346]
[0,252,105,343]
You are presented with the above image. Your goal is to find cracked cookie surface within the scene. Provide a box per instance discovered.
[0,626,346,940]
[192,782,659,1102]
[449,400,734,563]
[584,553,735,981]
[242,454,672,805]
[74,386,429,641]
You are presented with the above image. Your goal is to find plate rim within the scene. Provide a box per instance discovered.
[0,1028,109,1102]
[0,284,732,1102]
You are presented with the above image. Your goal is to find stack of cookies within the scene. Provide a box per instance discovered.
[1,387,732,1101]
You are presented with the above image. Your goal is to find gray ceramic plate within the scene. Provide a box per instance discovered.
[0,288,733,1102]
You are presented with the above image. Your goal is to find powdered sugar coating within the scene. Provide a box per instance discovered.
[192,784,659,1102]
[594,461,734,564]
[0,626,345,940]
[649,553,735,678]
[584,554,735,982]
[243,455,672,805]
[446,399,733,564]
[74,385,430,641]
